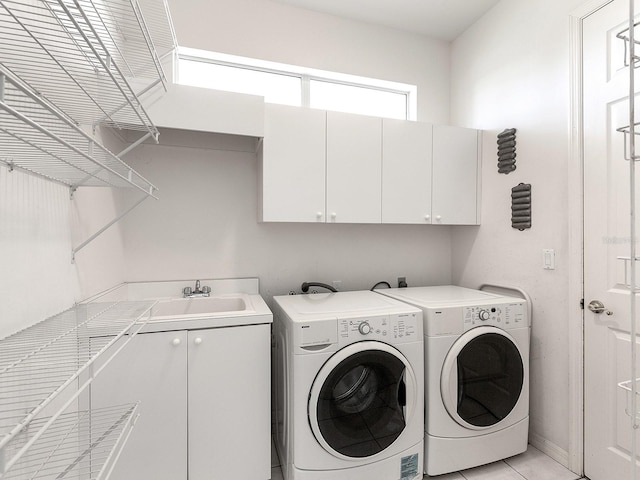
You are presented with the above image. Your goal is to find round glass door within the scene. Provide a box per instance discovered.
[441,326,524,429]
[308,342,415,459]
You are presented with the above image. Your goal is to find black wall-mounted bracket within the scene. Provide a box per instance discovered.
[511,183,531,230]
[498,128,517,174]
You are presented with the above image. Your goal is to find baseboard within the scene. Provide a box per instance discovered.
[528,431,570,468]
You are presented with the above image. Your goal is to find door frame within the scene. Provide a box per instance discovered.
[568,0,615,475]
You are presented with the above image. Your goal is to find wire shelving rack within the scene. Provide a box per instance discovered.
[0,66,156,195]
[0,300,155,477]
[0,0,171,136]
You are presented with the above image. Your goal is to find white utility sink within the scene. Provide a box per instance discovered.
[85,278,272,333]
[151,296,248,317]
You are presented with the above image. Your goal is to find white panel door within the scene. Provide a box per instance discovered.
[382,119,433,224]
[432,125,480,225]
[583,2,640,479]
[260,104,326,222]
[90,331,188,480]
[188,324,271,480]
[326,111,382,223]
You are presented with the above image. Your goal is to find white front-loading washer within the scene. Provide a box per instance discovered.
[377,285,530,476]
[272,291,424,480]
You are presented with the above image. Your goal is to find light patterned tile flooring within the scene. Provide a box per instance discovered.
[270,441,584,480]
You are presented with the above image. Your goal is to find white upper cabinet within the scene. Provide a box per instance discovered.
[432,125,481,225]
[259,107,481,225]
[382,119,433,224]
[259,104,327,222]
[326,111,382,223]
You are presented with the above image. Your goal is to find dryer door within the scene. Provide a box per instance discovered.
[308,341,418,459]
[441,326,524,430]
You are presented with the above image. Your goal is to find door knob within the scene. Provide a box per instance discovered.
[588,300,613,315]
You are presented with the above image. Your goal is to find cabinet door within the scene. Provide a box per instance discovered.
[90,331,188,480]
[326,111,382,223]
[188,324,271,480]
[260,104,326,222]
[382,119,433,223]
[432,125,480,225]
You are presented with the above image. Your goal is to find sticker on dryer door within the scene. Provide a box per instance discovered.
[400,453,419,480]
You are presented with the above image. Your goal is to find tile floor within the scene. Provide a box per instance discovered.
[269,441,584,480]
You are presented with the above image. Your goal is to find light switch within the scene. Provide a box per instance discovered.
[543,249,555,270]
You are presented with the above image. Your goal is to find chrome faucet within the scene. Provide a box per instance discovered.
[183,280,211,298]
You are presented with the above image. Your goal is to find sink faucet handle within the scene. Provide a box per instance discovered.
[183,286,193,296]
[202,286,211,294]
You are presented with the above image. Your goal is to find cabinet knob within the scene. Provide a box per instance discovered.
[425,214,431,221]
[172,338,181,346]
[316,211,323,218]
[435,215,442,221]
[194,337,203,345]
[331,212,337,220]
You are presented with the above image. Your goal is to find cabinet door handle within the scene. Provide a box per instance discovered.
[172,338,181,346]
[425,214,431,221]
[194,337,203,345]
[435,215,442,221]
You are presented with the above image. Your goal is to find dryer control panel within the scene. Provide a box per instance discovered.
[463,302,526,330]
[338,312,421,346]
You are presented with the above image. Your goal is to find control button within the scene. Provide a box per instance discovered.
[358,322,372,335]
[478,309,490,321]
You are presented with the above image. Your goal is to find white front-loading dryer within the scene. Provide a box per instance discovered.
[377,285,530,476]
[272,291,424,480]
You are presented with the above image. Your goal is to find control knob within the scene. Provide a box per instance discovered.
[478,309,490,321]
[358,322,372,335]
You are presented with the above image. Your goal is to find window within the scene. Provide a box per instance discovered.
[178,58,302,106]
[177,47,416,120]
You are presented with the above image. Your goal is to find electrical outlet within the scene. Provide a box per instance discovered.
[397,277,407,288]
[332,280,342,291]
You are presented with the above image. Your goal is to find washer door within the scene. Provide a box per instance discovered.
[308,341,417,459]
[441,326,524,430]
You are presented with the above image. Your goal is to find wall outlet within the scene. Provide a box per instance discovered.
[397,277,407,288]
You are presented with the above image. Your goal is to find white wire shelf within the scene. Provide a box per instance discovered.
[2,403,139,479]
[0,67,158,195]
[0,0,175,136]
[620,379,640,419]
[0,300,155,474]
[617,22,640,68]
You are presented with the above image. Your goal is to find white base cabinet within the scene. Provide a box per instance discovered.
[91,324,271,480]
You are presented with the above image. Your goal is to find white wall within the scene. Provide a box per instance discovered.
[122,130,454,301]
[167,0,450,124]
[0,166,78,339]
[120,0,457,301]
[449,0,584,464]
[0,163,127,339]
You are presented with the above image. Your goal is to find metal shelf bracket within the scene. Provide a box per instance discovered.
[72,191,154,263]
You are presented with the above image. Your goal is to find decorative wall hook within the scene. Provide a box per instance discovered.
[511,183,531,230]
[498,128,517,174]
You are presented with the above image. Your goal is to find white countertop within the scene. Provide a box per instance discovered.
[85,278,272,332]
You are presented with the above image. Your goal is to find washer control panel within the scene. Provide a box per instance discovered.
[463,302,526,329]
[338,312,421,345]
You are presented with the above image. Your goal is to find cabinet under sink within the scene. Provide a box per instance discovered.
[88,278,273,480]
